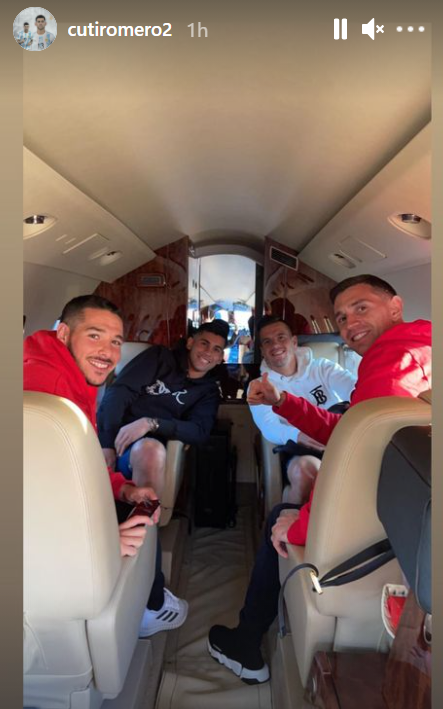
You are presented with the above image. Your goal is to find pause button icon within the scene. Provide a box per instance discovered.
[334,18,347,40]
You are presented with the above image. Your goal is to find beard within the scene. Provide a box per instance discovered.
[66,341,106,387]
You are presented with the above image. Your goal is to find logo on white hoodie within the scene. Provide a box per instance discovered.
[309,385,328,405]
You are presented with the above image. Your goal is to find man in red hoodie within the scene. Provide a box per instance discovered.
[24,295,188,636]
[208,275,431,684]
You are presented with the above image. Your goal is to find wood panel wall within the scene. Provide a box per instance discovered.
[263,237,338,334]
[95,236,188,346]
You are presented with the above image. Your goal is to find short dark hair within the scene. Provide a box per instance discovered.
[194,319,229,344]
[24,22,29,26]
[60,295,122,328]
[256,314,292,342]
[36,14,45,20]
[330,275,397,305]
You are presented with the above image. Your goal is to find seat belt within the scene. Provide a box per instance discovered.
[278,538,395,637]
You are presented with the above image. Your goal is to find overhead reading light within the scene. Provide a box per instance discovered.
[24,214,45,225]
[388,213,431,240]
[99,251,122,265]
[328,252,357,269]
[23,213,57,240]
[400,213,421,224]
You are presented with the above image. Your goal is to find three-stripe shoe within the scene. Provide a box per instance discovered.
[208,625,270,684]
[139,589,188,637]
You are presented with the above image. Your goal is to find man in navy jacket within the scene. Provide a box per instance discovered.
[98,320,229,496]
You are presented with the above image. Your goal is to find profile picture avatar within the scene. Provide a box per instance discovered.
[13,8,57,51]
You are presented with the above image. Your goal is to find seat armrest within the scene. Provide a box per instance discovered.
[160,440,187,526]
[261,437,283,515]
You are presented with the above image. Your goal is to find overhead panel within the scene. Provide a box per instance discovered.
[23,148,156,283]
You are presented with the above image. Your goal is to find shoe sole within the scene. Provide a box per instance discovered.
[207,639,270,684]
[139,602,189,638]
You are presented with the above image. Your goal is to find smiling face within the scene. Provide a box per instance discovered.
[259,321,297,376]
[57,307,124,386]
[186,331,225,378]
[35,17,46,33]
[334,284,403,355]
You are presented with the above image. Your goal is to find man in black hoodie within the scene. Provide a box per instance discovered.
[98,320,229,497]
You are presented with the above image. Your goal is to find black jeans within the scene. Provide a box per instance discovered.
[238,503,300,645]
[115,500,165,610]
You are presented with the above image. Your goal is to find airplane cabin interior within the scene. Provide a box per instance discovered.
[22,14,432,709]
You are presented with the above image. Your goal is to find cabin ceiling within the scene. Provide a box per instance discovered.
[23,24,431,281]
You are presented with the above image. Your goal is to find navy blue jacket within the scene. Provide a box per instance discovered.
[97,344,221,449]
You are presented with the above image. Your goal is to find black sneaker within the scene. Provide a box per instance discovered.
[207,625,270,684]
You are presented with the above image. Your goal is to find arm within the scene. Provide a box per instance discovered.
[270,491,314,553]
[118,515,151,557]
[275,394,342,446]
[248,373,341,445]
[352,345,432,405]
[286,494,312,546]
[155,388,221,445]
[269,494,313,554]
[110,465,161,513]
[249,399,301,445]
[113,384,221,448]
[319,359,357,401]
[97,347,161,449]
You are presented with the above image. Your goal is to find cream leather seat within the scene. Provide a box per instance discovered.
[24,392,157,709]
[278,391,432,686]
[114,341,153,376]
[103,341,187,527]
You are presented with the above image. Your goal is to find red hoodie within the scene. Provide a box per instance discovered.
[23,330,131,500]
[274,320,432,545]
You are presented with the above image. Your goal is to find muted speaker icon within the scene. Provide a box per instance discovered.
[362,18,375,40]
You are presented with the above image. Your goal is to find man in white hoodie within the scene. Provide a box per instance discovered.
[249,315,356,504]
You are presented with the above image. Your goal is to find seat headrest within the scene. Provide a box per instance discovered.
[24,392,121,620]
[302,341,340,364]
[115,342,150,376]
[307,394,432,568]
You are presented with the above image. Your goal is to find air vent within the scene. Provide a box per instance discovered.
[270,246,299,271]
[137,274,167,287]
[388,213,431,240]
[328,252,357,269]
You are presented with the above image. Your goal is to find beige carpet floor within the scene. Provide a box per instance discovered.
[155,504,272,709]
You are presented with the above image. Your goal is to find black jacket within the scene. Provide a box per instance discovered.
[97,344,221,449]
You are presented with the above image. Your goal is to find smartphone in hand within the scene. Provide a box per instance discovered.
[127,499,160,520]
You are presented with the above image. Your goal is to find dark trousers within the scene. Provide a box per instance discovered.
[115,500,165,610]
[238,503,300,645]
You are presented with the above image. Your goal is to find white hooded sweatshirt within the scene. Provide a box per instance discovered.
[249,347,357,445]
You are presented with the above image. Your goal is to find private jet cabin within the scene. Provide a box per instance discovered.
[23,26,431,709]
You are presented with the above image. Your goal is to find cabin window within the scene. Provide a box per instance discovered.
[188,254,256,364]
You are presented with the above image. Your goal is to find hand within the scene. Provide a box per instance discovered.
[247,372,284,407]
[297,432,325,452]
[271,509,300,558]
[118,515,149,557]
[103,448,117,470]
[120,484,161,524]
[114,418,157,456]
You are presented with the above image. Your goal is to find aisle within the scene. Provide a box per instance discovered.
[155,504,272,709]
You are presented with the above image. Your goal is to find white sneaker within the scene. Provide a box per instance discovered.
[139,589,188,638]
